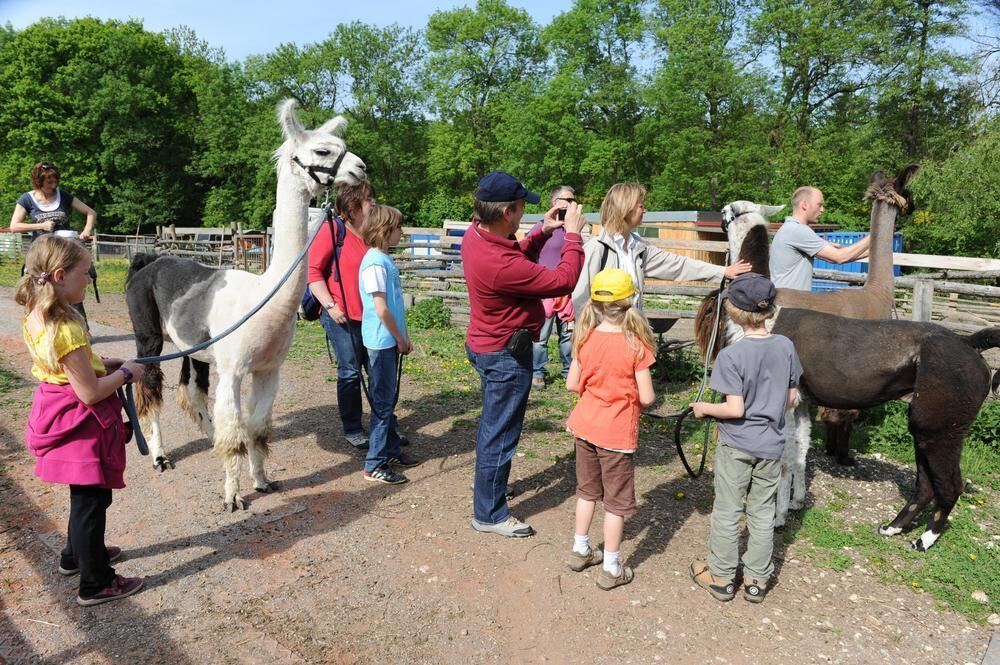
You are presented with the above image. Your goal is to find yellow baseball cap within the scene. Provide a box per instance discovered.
[591,268,636,302]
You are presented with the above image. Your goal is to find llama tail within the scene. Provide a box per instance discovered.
[964,326,1000,352]
[694,289,725,361]
[126,253,160,288]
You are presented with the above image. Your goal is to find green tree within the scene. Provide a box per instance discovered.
[0,18,198,233]
[645,0,774,209]
[906,115,1000,257]
[423,0,546,192]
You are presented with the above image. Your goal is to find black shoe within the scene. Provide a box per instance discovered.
[388,452,420,468]
[394,431,411,447]
[344,431,368,449]
[363,467,408,485]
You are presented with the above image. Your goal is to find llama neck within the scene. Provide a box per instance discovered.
[263,161,310,286]
[863,201,897,292]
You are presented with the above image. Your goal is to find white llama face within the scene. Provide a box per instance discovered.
[277,100,368,197]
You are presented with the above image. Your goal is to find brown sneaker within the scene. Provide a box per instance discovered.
[743,578,769,603]
[596,563,634,590]
[689,560,735,601]
[77,575,144,606]
[567,547,603,572]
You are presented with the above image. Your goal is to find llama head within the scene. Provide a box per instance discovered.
[865,164,918,214]
[274,99,367,198]
[721,201,783,269]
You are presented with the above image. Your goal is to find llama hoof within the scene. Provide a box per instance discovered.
[877,524,902,537]
[255,480,280,493]
[153,457,174,472]
[836,456,855,467]
[223,496,248,512]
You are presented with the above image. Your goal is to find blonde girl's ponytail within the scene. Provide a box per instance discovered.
[571,300,599,357]
[620,307,656,360]
[15,235,89,369]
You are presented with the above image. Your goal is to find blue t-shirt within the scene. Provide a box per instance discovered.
[359,248,407,350]
[17,189,75,240]
[709,334,802,460]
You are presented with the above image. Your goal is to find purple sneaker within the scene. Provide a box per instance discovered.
[77,575,144,606]
[59,546,123,576]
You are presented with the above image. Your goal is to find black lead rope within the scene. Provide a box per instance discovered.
[648,256,730,479]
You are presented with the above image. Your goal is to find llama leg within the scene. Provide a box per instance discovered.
[878,451,934,538]
[788,402,811,510]
[775,405,797,527]
[897,340,989,551]
[135,362,173,471]
[176,358,214,438]
[247,369,280,493]
[213,371,249,511]
[910,436,964,552]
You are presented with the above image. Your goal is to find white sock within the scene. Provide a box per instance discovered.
[573,534,590,555]
[604,550,620,575]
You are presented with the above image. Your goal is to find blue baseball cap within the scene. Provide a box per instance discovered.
[475,170,541,204]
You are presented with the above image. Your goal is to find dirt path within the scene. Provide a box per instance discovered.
[0,288,994,665]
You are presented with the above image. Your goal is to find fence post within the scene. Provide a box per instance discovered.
[912,280,935,322]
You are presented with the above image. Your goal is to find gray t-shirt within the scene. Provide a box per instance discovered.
[709,334,802,460]
[769,217,829,290]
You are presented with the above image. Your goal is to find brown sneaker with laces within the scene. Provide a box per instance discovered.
[77,575,144,606]
[567,547,603,572]
[689,560,735,601]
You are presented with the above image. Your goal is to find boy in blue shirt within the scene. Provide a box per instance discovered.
[689,273,802,602]
[359,205,418,484]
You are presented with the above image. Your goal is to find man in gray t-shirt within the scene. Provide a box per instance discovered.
[769,186,872,291]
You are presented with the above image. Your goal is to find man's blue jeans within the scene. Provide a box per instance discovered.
[365,348,401,472]
[466,345,532,524]
[320,312,367,436]
[532,315,572,380]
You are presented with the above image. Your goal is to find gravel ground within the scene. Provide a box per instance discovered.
[0,287,996,665]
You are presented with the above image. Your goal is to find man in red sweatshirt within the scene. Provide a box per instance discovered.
[463,171,586,537]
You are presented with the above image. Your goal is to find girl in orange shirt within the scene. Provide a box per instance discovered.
[565,268,655,590]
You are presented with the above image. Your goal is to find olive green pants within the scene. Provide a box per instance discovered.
[708,443,781,582]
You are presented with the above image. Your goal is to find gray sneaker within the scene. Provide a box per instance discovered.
[344,431,368,449]
[471,516,534,538]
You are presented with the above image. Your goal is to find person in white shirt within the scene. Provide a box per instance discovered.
[572,183,751,316]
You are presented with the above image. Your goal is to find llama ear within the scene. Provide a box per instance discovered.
[760,205,785,217]
[278,99,306,141]
[318,115,348,137]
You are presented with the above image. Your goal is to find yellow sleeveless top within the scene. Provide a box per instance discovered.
[23,319,106,385]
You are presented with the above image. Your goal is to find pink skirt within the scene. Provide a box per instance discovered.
[25,383,128,489]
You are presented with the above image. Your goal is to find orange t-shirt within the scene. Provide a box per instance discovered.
[566,330,655,452]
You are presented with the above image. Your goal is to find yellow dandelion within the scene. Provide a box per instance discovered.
[970,554,977,561]
[675,491,686,500]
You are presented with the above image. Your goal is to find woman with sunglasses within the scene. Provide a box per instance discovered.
[9,162,98,327]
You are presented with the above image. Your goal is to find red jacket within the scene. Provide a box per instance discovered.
[307,220,366,321]
[463,225,584,352]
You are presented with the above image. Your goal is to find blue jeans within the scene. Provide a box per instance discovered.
[466,345,532,524]
[320,313,367,435]
[365,348,401,472]
[532,314,572,379]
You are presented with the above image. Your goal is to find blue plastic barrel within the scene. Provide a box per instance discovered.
[811,231,902,292]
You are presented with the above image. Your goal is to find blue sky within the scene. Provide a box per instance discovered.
[3,0,574,61]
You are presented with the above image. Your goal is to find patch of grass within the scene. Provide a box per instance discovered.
[0,258,132,292]
[791,500,1000,622]
[0,366,24,394]
[525,418,558,432]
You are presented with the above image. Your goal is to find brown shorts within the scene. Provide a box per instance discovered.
[574,437,636,518]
